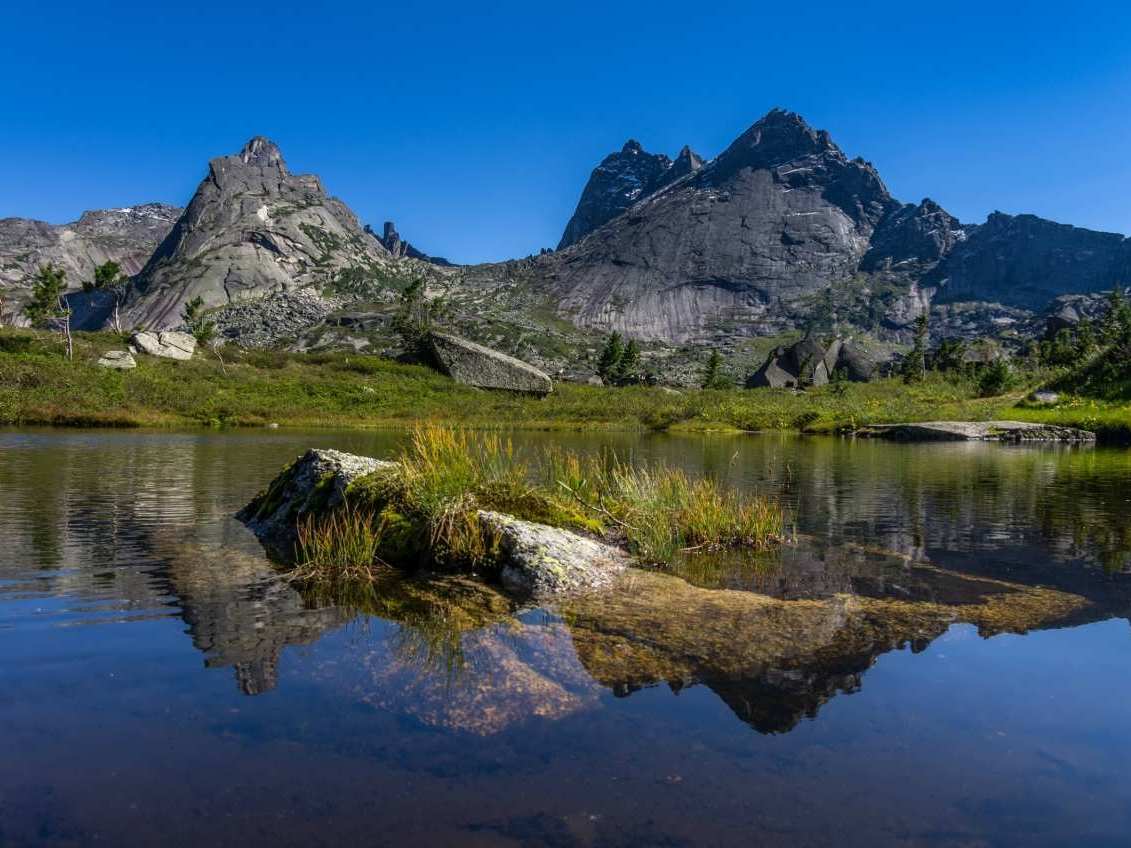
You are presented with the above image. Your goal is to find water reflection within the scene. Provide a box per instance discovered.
[3,427,1131,729]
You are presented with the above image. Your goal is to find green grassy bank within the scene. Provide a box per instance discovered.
[2,329,1129,438]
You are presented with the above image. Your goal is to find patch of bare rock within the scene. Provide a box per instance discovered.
[857,421,1095,442]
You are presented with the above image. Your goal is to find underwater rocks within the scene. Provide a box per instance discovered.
[428,331,553,395]
[478,510,629,597]
[238,448,395,559]
[857,421,1095,442]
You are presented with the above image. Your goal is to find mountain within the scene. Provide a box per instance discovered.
[374,220,453,266]
[534,108,1131,343]
[119,137,404,330]
[0,204,179,322]
[539,109,902,341]
[557,139,703,250]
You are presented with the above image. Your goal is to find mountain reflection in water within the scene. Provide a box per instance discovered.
[4,428,1131,846]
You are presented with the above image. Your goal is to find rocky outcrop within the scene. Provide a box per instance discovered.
[428,331,553,394]
[374,221,453,266]
[210,288,344,348]
[747,336,876,388]
[131,330,196,360]
[119,137,398,331]
[96,350,136,370]
[557,139,703,249]
[237,448,396,560]
[929,212,1131,309]
[540,109,902,342]
[857,421,1095,442]
[478,510,629,597]
[0,204,179,324]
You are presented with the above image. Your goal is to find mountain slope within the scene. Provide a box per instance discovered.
[120,137,401,330]
[557,140,703,250]
[0,204,179,323]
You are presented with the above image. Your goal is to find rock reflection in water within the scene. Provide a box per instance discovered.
[275,540,1095,737]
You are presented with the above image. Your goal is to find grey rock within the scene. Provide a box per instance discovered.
[428,331,553,395]
[478,510,629,597]
[210,288,344,348]
[131,330,197,360]
[119,137,397,330]
[96,350,137,370]
[857,421,1094,442]
[0,204,180,325]
[557,138,702,250]
[237,448,395,560]
[748,336,875,388]
[374,221,453,266]
[1030,391,1060,404]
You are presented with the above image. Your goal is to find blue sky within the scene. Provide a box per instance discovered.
[2,0,1129,263]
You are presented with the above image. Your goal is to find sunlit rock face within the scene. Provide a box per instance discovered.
[118,137,397,331]
[0,204,180,324]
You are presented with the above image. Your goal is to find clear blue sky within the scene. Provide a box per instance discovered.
[3,0,1129,264]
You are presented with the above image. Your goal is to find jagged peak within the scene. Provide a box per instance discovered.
[675,145,704,169]
[621,139,645,154]
[238,136,287,172]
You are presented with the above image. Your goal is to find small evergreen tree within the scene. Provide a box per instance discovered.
[25,264,72,359]
[933,337,966,373]
[978,358,1015,397]
[391,276,448,362]
[597,332,625,384]
[901,313,928,384]
[85,260,128,332]
[702,349,731,389]
[182,296,216,345]
[617,339,641,384]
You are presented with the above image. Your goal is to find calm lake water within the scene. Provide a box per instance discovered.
[3,427,1131,847]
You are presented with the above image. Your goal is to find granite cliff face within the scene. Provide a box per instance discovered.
[0,204,179,322]
[540,109,903,341]
[120,137,399,330]
[534,109,1131,343]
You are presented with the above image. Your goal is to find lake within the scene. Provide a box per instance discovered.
[3,427,1131,847]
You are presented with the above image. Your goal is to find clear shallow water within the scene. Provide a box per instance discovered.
[3,428,1131,846]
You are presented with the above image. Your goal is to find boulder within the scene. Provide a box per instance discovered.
[96,350,136,370]
[747,336,875,388]
[428,331,552,395]
[478,510,629,597]
[237,448,396,559]
[131,330,197,360]
[1029,390,1060,405]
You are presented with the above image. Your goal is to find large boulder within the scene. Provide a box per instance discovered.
[237,448,395,559]
[478,510,629,597]
[747,336,875,388]
[131,330,197,360]
[428,331,552,395]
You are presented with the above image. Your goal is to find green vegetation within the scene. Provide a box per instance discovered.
[596,332,643,385]
[25,264,72,360]
[288,425,786,585]
[391,276,449,361]
[181,296,216,344]
[701,349,732,389]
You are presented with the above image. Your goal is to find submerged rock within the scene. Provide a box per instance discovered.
[131,330,197,360]
[428,331,553,395]
[478,510,629,597]
[237,448,395,559]
[96,350,136,370]
[857,421,1094,442]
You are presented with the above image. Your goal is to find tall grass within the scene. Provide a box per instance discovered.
[287,424,789,583]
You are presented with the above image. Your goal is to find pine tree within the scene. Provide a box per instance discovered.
[597,332,624,384]
[182,296,216,345]
[85,260,127,332]
[618,339,641,384]
[901,312,928,384]
[702,349,730,389]
[25,264,72,359]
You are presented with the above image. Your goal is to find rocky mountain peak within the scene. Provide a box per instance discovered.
[711,108,842,178]
[621,139,645,154]
[238,136,286,171]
